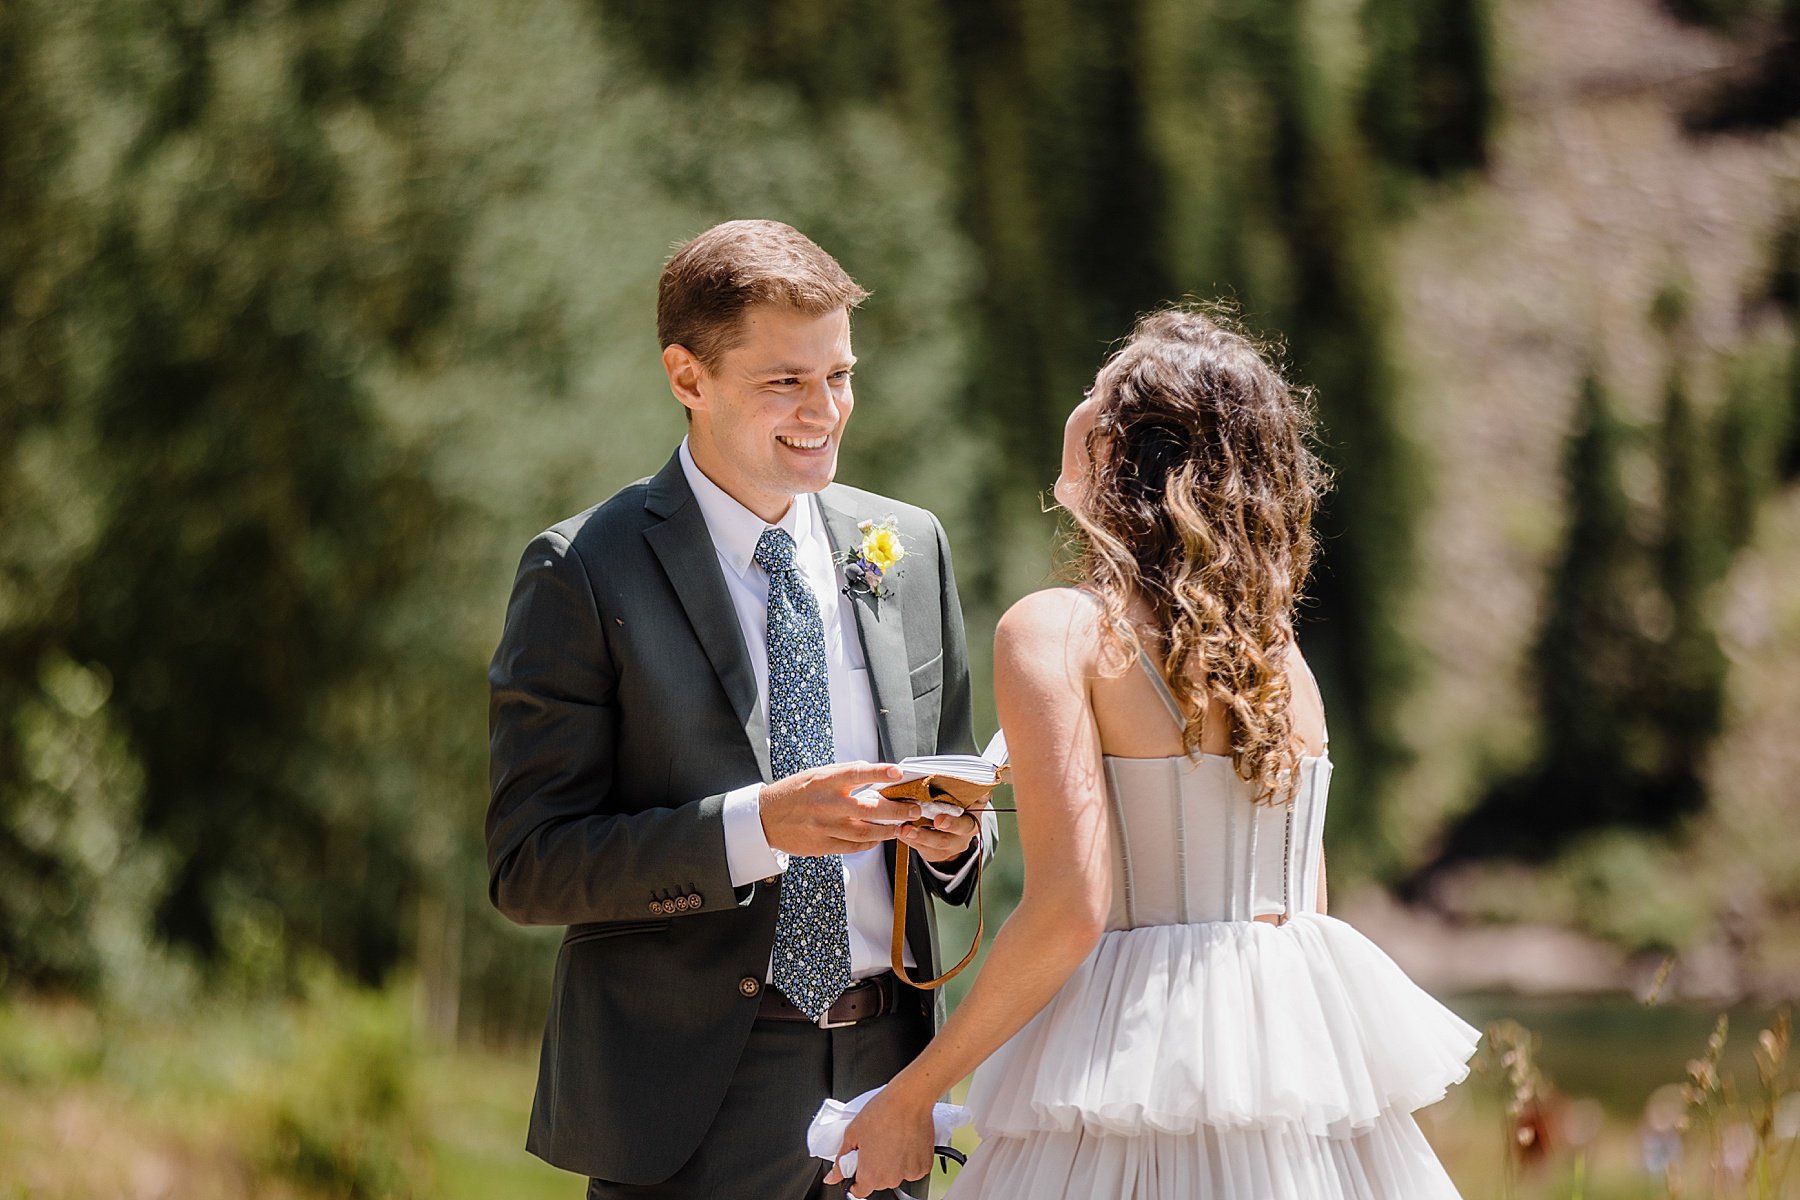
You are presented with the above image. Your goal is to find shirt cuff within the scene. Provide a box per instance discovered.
[918,835,980,891]
[722,783,789,888]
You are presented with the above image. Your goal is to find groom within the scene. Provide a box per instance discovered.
[487,219,993,1199]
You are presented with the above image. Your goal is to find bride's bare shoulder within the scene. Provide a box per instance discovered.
[995,588,1103,673]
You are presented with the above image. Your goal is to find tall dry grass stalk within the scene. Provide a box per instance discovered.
[1478,1018,1556,1199]
[1664,1009,1796,1200]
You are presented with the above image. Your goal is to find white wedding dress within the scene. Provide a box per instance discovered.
[947,650,1478,1199]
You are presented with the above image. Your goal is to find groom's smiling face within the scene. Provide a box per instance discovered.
[666,303,856,524]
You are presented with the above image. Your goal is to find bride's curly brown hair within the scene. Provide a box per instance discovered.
[1069,305,1331,804]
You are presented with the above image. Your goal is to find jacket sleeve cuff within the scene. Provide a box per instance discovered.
[919,835,980,892]
[722,783,788,887]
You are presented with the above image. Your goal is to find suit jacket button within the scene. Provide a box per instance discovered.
[673,896,689,912]
[686,892,702,908]
[738,977,761,998]
[648,901,664,915]
[762,876,778,886]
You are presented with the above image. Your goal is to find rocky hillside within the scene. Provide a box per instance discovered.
[1382,0,1800,998]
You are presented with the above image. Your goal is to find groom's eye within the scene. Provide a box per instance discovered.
[829,370,853,385]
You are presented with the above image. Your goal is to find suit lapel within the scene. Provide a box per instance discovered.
[642,454,772,783]
[818,491,916,764]
[820,491,937,972]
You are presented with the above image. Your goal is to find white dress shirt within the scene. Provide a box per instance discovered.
[680,441,969,980]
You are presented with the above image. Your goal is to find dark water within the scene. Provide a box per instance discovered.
[1449,993,1791,1114]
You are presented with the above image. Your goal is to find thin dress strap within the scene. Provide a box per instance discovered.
[1086,587,1329,752]
[1074,585,1193,736]
[1133,646,1190,734]
[1139,640,1332,756]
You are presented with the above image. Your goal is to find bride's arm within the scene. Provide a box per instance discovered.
[829,588,1113,1194]
[896,587,1115,1088]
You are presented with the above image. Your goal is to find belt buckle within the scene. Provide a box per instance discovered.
[815,978,880,1029]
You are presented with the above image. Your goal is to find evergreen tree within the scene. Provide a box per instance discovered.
[595,0,1497,869]
[1643,361,1727,827]
[1532,373,1654,832]
[0,0,453,989]
[1714,356,1783,551]
[1427,289,1758,876]
[1678,0,1800,132]
[1425,373,1652,866]
[1765,205,1800,482]
[1715,203,1798,552]
[1360,0,1496,184]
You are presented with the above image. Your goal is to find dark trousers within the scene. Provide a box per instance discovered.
[586,1001,933,1200]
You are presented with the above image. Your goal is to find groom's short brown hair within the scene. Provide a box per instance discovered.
[657,220,870,371]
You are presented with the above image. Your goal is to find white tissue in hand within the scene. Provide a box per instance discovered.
[807,1086,971,1178]
[850,793,973,825]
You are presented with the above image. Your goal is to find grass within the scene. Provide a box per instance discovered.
[0,980,566,1200]
[1,979,1796,1198]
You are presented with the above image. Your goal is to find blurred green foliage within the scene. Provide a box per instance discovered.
[1,0,451,995]
[253,972,427,1198]
[1,0,1797,1039]
[1426,270,1798,889]
[0,0,985,1024]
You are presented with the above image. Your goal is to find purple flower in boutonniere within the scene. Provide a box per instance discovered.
[838,516,905,601]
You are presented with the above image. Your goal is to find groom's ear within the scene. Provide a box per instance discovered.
[663,343,708,415]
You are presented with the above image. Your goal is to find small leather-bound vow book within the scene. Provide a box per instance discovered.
[862,730,1010,989]
[857,730,1009,823]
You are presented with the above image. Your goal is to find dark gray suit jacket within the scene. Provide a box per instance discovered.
[487,451,992,1184]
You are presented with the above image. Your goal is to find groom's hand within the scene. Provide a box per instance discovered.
[758,762,917,857]
[896,809,982,865]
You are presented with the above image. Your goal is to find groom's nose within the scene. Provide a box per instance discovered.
[796,378,843,425]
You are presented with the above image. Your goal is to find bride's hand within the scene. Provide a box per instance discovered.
[824,1085,937,1198]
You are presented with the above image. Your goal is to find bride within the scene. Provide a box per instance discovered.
[828,307,1479,1198]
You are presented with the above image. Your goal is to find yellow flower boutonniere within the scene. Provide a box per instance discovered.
[839,516,905,601]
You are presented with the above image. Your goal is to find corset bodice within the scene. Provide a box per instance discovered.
[1102,750,1332,928]
[1101,635,1333,928]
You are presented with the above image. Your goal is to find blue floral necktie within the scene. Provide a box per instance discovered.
[755,527,854,1021]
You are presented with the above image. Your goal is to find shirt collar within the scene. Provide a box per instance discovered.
[678,437,824,580]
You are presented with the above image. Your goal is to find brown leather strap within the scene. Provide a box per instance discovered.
[890,839,983,990]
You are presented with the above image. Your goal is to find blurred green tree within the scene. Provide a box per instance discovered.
[1642,347,1728,829]
[0,0,454,991]
[1423,264,1794,877]
[1762,204,1800,483]
[61,0,1800,1023]
[1676,0,1800,132]
[597,0,1497,872]
[4,0,1513,1009]
[1418,371,1657,867]
[1359,0,1496,185]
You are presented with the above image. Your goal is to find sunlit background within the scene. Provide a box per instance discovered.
[3,0,1799,1196]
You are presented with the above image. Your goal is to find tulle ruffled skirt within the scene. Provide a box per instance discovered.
[947,914,1479,1200]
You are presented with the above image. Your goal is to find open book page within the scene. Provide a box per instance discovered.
[889,728,1009,784]
[854,728,1009,821]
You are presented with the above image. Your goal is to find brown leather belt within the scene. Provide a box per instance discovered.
[757,972,908,1028]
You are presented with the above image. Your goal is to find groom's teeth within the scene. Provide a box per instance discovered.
[779,435,828,449]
